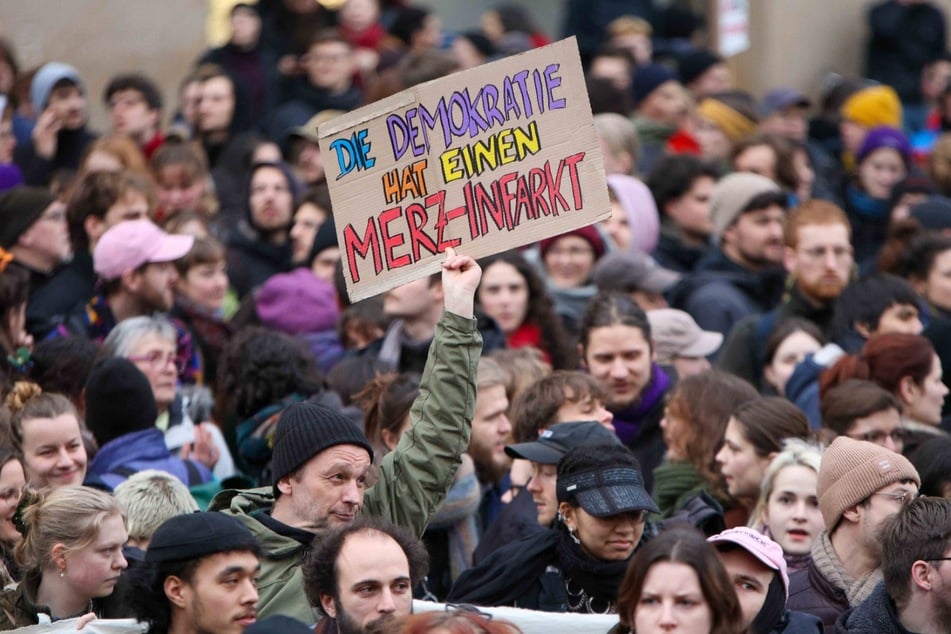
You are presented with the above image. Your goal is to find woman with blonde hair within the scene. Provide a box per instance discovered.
[0,486,127,628]
[748,440,824,573]
[4,381,87,489]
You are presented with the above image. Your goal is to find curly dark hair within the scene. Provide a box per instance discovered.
[215,326,322,422]
[302,516,429,616]
[28,336,98,406]
[477,250,577,369]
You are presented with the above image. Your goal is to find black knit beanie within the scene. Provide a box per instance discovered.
[0,186,55,249]
[270,402,373,487]
[84,357,158,447]
[307,216,338,265]
[678,50,723,86]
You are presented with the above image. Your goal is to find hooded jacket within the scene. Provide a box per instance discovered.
[210,311,482,622]
[86,427,214,491]
[669,248,786,340]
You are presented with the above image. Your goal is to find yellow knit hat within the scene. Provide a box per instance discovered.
[840,85,902,129]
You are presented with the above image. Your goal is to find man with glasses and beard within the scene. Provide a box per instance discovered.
[303,517,428,634]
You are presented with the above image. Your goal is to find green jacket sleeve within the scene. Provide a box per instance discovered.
[362,310,482,538]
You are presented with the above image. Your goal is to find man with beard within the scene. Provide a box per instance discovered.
[226,161,295,298]
[837,496,951,634]
[669,172,788,343]
[75,219,193,342]
[467,356,513,531]
[129,512,262,634]
[717,200,854,391]
[303,517,429,634]
[211,247,482,623]
[14,62,96,186]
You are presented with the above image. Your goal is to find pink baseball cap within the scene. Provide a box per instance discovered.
[93,220,194,281]
[708,527,789,599]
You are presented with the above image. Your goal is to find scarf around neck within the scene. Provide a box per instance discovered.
[811,530,883,607]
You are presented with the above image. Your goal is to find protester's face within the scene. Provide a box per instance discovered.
[468,384,512,484]
[47,83,87,130]
[249,167,293,233]
[874,303,923,336]
[793,149,815,199]
[583,325,653,410]
[21,413,87,488]
[695,116,732,162]
[174,551,260,634]
[543,236,596,289]
[905,354,949,426]
[156,165,206,216]
[198,76,235,133]
[134,261,179,312]
[312,246,340,283]
[129,333,178,409]
[230,7,261,48]
[0,460,25,546]
[452,37,486,70]
[666,176,715,239]
[856,482,918,559]
[178,260,229,313]
[18,200,71,270]
[660,405,690,461]
[785,223,853,302]
[61,513,127,600]
[477,261,529,335]
[612,33,652,67]
[555,390,614,430]
[858,148,906,200]
[305,41,355,92]
[921,249,951,313]
[279,444,371,532]
[323,532,413,634]
[640,81,687,126]
[733,144,778,181]
[383,277,440,321]
[291,138,325,185]
[716,418,774,503]
[526,461,558,525]
[839,120,867,155]
[590,56,631,92]
[672,355,711,378]
[561,503,645,561]
[723,205,786,268]
[340,0,380,31]
[632,561,712,634]
[717,548,774,630]
[691,64,732,98]
[289,202,327,264]
[846,407,905,453]
[603,200,633,251]
[108,89,158,140]
[760,107,808,142]
[180,80,203,127]
[762,464,823,557]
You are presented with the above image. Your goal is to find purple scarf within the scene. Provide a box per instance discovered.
[611,363,670,446]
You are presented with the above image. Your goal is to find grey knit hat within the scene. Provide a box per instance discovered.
[31,62,83,114]
[709,172,782,241]
[817,436,920,532]
[270,402,373,486]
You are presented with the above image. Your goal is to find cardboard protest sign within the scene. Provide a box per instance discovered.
[319,36,610,301]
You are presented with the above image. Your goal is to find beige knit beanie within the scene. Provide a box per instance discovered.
[817,436,920,532]
[709,172,782,242]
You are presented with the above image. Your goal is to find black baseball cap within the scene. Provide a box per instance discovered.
[505,421,621,464]
[556,465,660,517]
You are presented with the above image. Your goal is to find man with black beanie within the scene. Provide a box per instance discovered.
[210,247,484,623]
[128,512,261,634]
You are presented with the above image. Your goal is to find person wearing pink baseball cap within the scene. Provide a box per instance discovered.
[70,219,193,342]
[709,526,822,634]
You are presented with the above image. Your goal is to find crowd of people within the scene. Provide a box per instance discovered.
[0,0,949,632]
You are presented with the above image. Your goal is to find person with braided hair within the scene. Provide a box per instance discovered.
[0,486,127,629]
[4,381,87,489]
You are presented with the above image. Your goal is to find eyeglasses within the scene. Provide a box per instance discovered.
[870,490,918,506]
[128,350,184,373]
[847,428,908,445]
[927,557,951,563]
